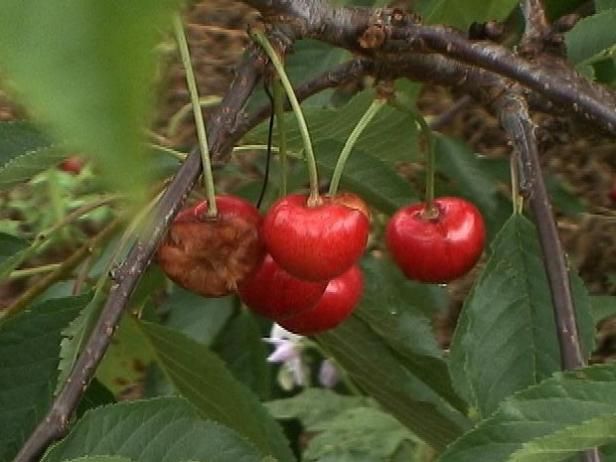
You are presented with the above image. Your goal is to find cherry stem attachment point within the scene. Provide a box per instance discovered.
[273,78,288,197]
[329,98,385,196]
[173,14,217,218]
[251,30,320,205]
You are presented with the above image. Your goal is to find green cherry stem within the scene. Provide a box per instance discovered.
[329,98,385,196]
[251,30,320,205]
[272,78,288,197]
[173,14,217,217]
[390,97,437,214]
[510,151,524,214]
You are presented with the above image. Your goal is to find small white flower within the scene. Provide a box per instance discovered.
[263,323,306,390]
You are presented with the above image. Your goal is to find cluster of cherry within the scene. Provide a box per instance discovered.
[157,191,486,335]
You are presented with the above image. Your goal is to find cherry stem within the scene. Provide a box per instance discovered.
[389,96,437,214]
[273,78,288,196]
[173,14,217,217]
[328,98,385,196]
[251,30,320,205]
[510,151,524,214]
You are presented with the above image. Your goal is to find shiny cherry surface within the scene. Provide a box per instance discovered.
[239,254,327,320]
[278,265,363,335]
[386,197,485,283]
[262,193,370,281]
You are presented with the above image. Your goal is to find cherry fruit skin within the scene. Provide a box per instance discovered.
[238,254,327,320]
[262,193,370,282]
[157,195,265,297]
[59,156,85,174]
[278,265,364,335]
[386,197,486,283]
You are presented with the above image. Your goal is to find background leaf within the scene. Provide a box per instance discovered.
[0,232,27,266]
[137,319,294,462]
[0,1,179,203]
[439,364,616,462]
[418,0,519,30]
[566,10,616,65]
[0,295,89,462]
[449,214,595,418]
[42,398,264,462]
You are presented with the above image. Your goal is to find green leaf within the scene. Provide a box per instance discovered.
[449,214,595,418]
[566,10,616,65]
[96,315,155,396]
[435,135,510,238]
[0,1,179,203]
[247,91,419,166]
[418,0,519,30]
[596,0,616,11]
[590,295,616,323]
[305,406,417,462]
[439,363,616,462]
[60,457,134,462]
[161,288,234,345]
[136,320,294,462]
[213,309,272,399]
[317,314,471,451]
[357,257,466,413]
[266,388,369,427]
[0,232,27,266]
[57,290,100,393]
[313,139,416,214]
[76,379,115,418]
[0,294,89,462]
[42,398,264,462]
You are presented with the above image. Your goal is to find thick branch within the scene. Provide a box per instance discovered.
[242,0,616,134]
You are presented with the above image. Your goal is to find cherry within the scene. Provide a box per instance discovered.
[386,197,486,283]
[157,195,265,297]
[238,254,327,320]
[262,192,370,281]
[59,156,85,174]
[278,265,364,335]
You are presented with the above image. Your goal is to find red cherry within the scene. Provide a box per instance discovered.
[157,195,265,297]
[262,193,370,281]
[238,254,327,320]
[59,156,85,174]
[386,197,486,283]
[278,266,364,335]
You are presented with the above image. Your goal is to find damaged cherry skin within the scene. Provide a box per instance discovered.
[386,197,486,283]
[262,193,370,282]
[278,265,364,335]
[238,254,327,320]
[157,195,265,297]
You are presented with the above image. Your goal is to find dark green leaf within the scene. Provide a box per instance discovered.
[137,320,294,462]
[439,363,616,462]
[435,135,510,238]
[0,232,27,266]
[314,139,417,214]
[42,398,264,462]
[213,309,272,399]
[162,288,234,345]
[76,379,115,418]
[0,295,89,462]
[449,214,595,418]
[0,1,179,203]
[266,388,369,427]
[318,315,471,451]
[590,295,616,323]
[566,10,616,65]
[358,257,466,413]
[418,0,519,29]
[596,0,616,11]
[247,91,419,166]
[60,457,133,462]
[305,406,417,462]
